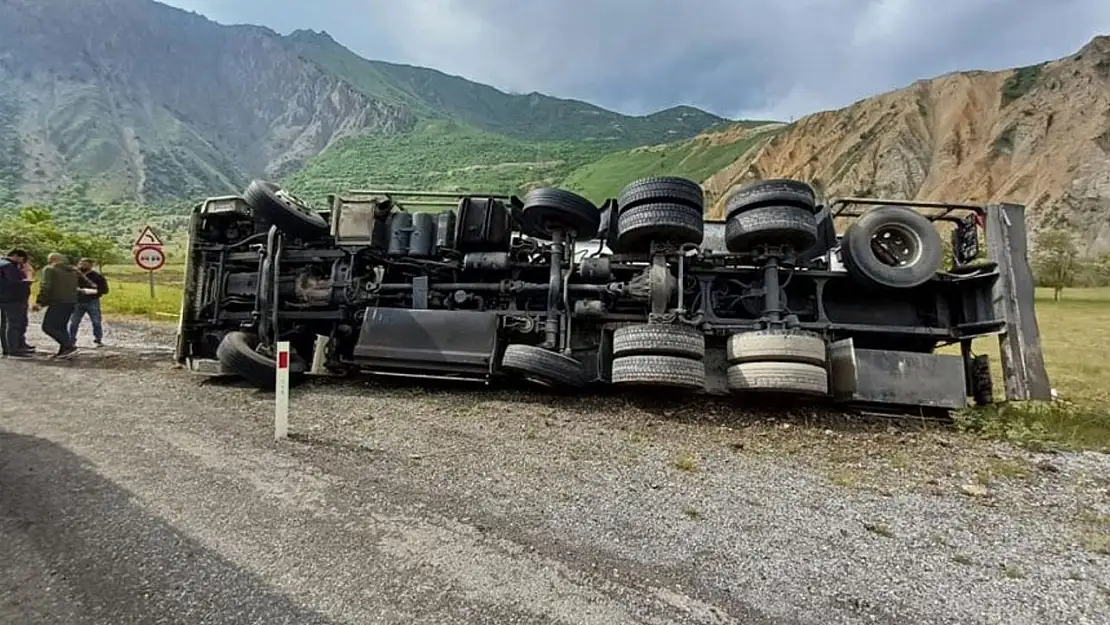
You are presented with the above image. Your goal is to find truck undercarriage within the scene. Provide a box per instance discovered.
[175,177,1003,411]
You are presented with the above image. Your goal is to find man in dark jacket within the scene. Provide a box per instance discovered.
[0,248,34,358]
[35,252,80,359]
[69,257,109,346]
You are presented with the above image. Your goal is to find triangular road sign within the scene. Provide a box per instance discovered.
[133,225,164,248]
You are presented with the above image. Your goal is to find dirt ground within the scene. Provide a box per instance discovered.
[1,315,1108,625]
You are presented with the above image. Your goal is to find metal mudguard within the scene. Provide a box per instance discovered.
[829,340,968,409]
[351,308,500,376]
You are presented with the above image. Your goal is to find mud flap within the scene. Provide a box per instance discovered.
[310,334,332,375]
[831,343,968,409]
[828,338,858,401]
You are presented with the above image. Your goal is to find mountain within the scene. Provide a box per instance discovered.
[285,29,729,147]
[555,35,1110,255]
[0,0,729,209]
[694,37,1110,254]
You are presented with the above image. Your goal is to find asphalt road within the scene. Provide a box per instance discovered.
[1,318,1107,624]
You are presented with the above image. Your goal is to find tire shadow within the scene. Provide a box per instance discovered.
[0,430,340,625]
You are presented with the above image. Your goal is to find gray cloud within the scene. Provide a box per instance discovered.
[162,0,1110,120]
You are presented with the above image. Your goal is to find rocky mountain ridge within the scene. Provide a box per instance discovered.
[699,36,1110,254]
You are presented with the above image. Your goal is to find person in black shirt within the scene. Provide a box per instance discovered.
[69,257,110,347]
[0,248,34,358]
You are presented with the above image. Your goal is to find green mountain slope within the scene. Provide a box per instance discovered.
[285,29,730,147]
[285,120,611,205]
[560,123,785,204]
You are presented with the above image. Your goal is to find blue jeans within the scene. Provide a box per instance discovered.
[69,298,103,343]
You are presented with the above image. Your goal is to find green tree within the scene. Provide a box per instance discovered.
[1032,229,1080,301]
[0,207,120,266]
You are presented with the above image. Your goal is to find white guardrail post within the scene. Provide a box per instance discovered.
[275,341,290,440]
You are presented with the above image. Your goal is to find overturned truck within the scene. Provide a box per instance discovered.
[175,176,1006,411]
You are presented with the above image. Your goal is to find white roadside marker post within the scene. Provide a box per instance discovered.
[275,341,290,440]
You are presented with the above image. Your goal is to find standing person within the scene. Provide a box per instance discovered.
[0,248,34,358]
[69,257,109,347]
[34,252,80,359]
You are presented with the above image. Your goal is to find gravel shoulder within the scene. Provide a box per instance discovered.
[1,315,1108,625]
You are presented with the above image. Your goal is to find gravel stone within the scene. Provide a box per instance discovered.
[1,314,1108,625]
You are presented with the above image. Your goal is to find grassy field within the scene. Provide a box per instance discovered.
[90,264,1110,449]
[96,263,185,318]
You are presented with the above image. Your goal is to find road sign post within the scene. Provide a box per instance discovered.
[275,341,290,440]
[132,226,166,301]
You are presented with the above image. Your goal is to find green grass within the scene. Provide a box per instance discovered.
[950,286,1110,451]
[560,125,777,204]
[95,263,185,318]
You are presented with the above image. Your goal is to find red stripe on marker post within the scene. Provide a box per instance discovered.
[278,351,289,369]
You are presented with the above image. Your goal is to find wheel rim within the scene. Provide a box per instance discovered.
[274,188,312,216]
[870,224,922,267]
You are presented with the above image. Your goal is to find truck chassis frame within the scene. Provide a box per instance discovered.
[174,177,1050,413]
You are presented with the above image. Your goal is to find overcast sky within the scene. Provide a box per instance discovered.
[162,0,1110,121]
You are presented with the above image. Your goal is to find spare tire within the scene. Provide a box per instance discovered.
[618,177,704,214]
[725,179,817,219]
[614,203,703,252]
[724,205,817,253]
[841,206,943,289]
[520,188,600,240]
[216,331,306,389]
[243,180,330,240]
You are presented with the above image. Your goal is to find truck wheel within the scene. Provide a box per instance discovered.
[613,324,705,360]
[724,205,817,252]
[610,355,705,389]
[501,344,587,388]
[615,203,703,252]
[618,177,704,214]
[520,188,601,240]
[243,180,330,239]
[726,361,828,395]
[725,179,817,219]
[841,206,943,289]
[216,331,306,389]
[727,330,826,366]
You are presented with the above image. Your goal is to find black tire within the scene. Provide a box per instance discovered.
[726,330,826,366]
[726,362,828,395]
[243,180,329,239]
[724,205,818,252]
[520,188,600,240]
[216,331,306,389]
[841,206,943,289]
[618,177,704,214]
[610,355,705,389]
[501,344,587,388]
[725,179,817,219]
[612,324,705,360]
[615,203,703,252]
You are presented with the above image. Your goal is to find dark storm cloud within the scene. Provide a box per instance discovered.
[163,0,1110,120]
